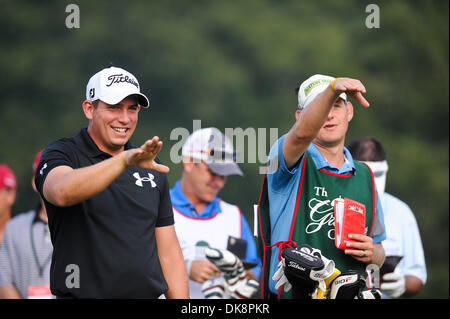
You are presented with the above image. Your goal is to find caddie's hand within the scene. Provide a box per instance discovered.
[190,260,221,283]
[344,233,374,263]
[331,77,370,108]
[124,136,170,173]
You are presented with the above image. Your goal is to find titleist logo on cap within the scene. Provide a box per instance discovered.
[106,74,139,89]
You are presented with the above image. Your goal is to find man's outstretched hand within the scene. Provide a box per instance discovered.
[124,136,170,173]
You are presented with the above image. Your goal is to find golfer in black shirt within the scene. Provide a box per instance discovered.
[35,66,189,298]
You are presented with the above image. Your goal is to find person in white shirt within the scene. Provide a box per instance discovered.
[171,128,261,299]
[348,137,427,297]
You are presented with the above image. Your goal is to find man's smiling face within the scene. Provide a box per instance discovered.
[86,95,140,155]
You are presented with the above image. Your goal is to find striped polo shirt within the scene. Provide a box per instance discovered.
[0,209,53,298]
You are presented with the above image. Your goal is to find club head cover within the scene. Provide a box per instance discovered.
[202,277,226,299]
[329,270,367,299]
[359,288,382,299]
[280,244,325,299]
[228,279,259,299]
[205,247,245,278]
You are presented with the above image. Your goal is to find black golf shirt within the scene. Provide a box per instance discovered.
[35,128,174,298]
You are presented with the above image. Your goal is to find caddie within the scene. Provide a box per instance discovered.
[257,75,386,299]
[171,127,261,299]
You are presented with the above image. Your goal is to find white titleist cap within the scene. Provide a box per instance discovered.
[297,74,347,109]
[182,128,243,176]
[86,66,150,108]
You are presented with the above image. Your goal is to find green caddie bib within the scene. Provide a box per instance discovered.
[257,151,376,299]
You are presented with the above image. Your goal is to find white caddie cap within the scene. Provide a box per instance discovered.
[86,66,150,108]
[182,128,243,177]
[297,74,347,109]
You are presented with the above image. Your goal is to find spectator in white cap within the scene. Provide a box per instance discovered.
[34,65,188,298]
[257,75,387,299]
[170,127,261,299]
[0,164,17,244]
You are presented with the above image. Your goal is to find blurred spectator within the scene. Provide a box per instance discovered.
[0,151,53,299]
[0,164,17,244]
[171,128,261,298]
[348,137,427,298]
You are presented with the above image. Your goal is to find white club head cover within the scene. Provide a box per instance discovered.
[310,255,336,291]
[229,279,259,299]
[358,289,382,299]
[380,272,406,298]
[202,277,226,299]
[301,246,336,292]
[205,247,243,275]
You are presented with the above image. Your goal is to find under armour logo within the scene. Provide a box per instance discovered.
[89,88,95,98]
[40,163,47,176]
[133,172,156,188]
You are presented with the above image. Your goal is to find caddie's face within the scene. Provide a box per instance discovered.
[314,98,353,147]
[85,96,140,155]
[185,161,227,203]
